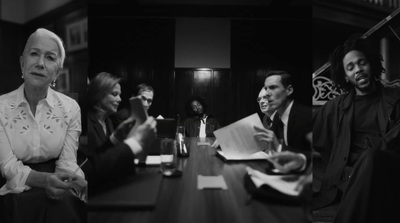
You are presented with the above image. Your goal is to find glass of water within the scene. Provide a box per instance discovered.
[160,138,177,176]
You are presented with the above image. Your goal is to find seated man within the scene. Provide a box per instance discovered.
[111,83,155,126]
[184,96,220,137]
[254,71,312,158]
[257,87,275,129]
[313,34,400,222]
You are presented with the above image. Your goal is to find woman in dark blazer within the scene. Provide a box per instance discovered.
[87,72,122,151]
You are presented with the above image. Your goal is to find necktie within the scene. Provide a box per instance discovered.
[272,114,284,143]
[263,116,273,129]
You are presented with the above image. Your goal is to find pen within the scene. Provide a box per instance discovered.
[73,158,88,175]
[65,158,88,182]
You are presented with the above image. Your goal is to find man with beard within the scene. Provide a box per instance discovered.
[313,34,400,222]
[183,96,220,137]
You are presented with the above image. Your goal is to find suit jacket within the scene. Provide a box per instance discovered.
[286,101,312,152]
[271,101,312,155]
[267,101,312,175]
[313,84,400,209]
[184,115,221,137]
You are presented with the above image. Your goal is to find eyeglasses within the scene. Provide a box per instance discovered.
[140,95,153,104]
[257,95,268,103]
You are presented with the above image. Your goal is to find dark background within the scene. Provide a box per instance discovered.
[88,2,312,127]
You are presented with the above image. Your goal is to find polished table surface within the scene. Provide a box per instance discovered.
[88,137,310,223]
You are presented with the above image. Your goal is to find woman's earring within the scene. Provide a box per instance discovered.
[51,80,56,88]
[21,73,24,79]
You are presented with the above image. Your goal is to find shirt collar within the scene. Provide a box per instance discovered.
[16,83,55,108]
[280,100,294,126]
[45,88,56,108]
[15,84,27,107]
[269,111,277,121]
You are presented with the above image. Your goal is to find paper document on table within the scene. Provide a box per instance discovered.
[213,113,269,160]
[134,155,161,166]
[129,97,148,133]
[216,150,269,161]
[248,168,301,196]
[197,175,228,190]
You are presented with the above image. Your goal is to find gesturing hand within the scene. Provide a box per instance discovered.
[113,117,136,142]
[267,151,306,173]
[129,116,157,154]
[253,125,280,152]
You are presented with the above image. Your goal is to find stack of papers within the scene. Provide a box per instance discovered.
[247,167,301,196]
[214,113,270,161]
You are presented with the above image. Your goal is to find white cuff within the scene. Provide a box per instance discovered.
[123,138,143,156]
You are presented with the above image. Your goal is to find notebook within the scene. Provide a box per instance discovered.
[88,173,162,210]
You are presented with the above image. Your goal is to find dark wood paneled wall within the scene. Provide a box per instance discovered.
[173,69,232,127]
[232,19,312,121]
[88,17,175,119]
[89,17,312,127]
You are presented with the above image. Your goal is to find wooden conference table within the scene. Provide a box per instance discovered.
[88,137,310,223]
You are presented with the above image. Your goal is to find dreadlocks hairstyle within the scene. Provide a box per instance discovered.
[329,34,385,91]
[185,96,208,118]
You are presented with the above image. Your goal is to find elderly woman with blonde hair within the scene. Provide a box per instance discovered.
[0,28,86,223]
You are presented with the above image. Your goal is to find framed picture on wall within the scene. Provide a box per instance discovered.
[65,18,87,52]
[55,68,70,93]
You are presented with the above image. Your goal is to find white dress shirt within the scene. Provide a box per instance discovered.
[0,84,84,195]
[199,116,208,138]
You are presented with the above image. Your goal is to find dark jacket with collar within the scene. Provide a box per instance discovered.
[285,101,312,152]
[270,101,312,172]
[313,83,400,209]
[86,111,136,195]
[88,111,115,151]
[184,115,220,137]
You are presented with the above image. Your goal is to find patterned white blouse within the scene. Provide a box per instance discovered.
[0,84,84,195]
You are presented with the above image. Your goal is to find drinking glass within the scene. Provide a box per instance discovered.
[160,138,177,176]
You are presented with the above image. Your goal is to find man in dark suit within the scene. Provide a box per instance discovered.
[254,70,312,156]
